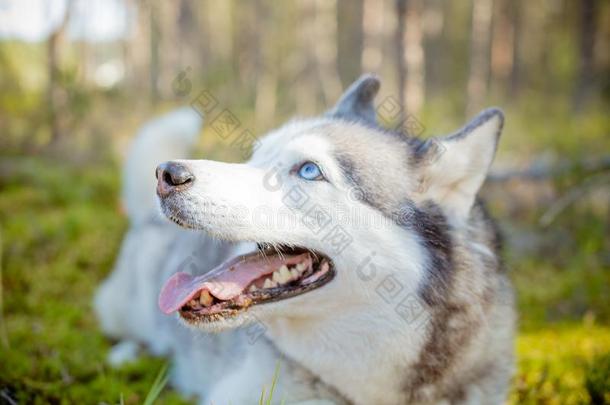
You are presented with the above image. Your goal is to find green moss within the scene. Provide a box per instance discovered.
[512,325,610,404]
[585,353,610,405]
[0,158,188,404]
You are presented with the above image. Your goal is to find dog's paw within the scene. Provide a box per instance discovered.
[107,340,140,367]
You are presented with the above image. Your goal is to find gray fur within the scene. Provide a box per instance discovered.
[403,200,513,402]
[448,107,504,142]
[326,74,381,126]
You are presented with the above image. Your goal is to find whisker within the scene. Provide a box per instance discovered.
[272,243,286,262]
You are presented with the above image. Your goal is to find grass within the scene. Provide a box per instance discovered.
[143,364,171,405]
[0,155,608,404]
[511,325,610,404]
[259,363,283,405]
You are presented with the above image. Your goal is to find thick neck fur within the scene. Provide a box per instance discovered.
[265,201,505,405]
[266,304,429,404]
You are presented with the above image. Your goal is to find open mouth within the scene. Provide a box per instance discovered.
[158,245,335,323]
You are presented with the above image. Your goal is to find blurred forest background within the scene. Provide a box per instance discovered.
[0,0,609,403]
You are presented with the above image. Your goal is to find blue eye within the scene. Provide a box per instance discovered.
[298,162,324,181]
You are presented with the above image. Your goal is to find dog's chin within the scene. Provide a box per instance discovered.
[178,309,257,333]
[159,196,205,231]
[159,196,247,242]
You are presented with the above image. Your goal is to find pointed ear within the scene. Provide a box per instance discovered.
[326,74,381,126]
[414,108,504,219]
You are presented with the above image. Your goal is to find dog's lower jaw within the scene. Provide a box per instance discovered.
[179,310,252,333]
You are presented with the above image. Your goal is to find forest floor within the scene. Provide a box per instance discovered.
[0,156,609,404]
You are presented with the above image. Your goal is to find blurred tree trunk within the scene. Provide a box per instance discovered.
[149,0,160,104]
[490,0,514,94]
[204,0,233,67]
[314,0,343,104]
[145,0,181,102]
[234,1,258,92]
[193,3,211,73]
[337,0,363,85]
[254,0,277,130]
[396,0,425,118]
[361,0,384,73]
[124,0,149,94]
[422,1,445,98]
[157,1,181,99]
[47,1,72,144]
[78,40,92,84]
[466,0,493,117]
[295,0,318,115]
[175,0,196,74]
[508,0,521,99]
[395,0,407,122]
[573,0,597,111]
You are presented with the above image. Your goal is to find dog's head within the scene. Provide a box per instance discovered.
[156,75,504,331]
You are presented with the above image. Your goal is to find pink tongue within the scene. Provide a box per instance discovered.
[158,252,310,314]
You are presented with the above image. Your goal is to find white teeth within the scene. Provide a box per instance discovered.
[271,265,292,285]
[248,285,258,292]
[199,290,213,307]
[263,264,305,290]
[279,266,292,282]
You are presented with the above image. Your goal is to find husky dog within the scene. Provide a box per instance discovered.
[153,75,515,404]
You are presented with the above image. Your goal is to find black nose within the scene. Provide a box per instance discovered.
[156,162,194,194]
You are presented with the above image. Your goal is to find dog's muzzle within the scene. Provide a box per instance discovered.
[156,161,194,197]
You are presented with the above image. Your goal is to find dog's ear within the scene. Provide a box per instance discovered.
[327,74,380,126]
[414,108,504,220]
